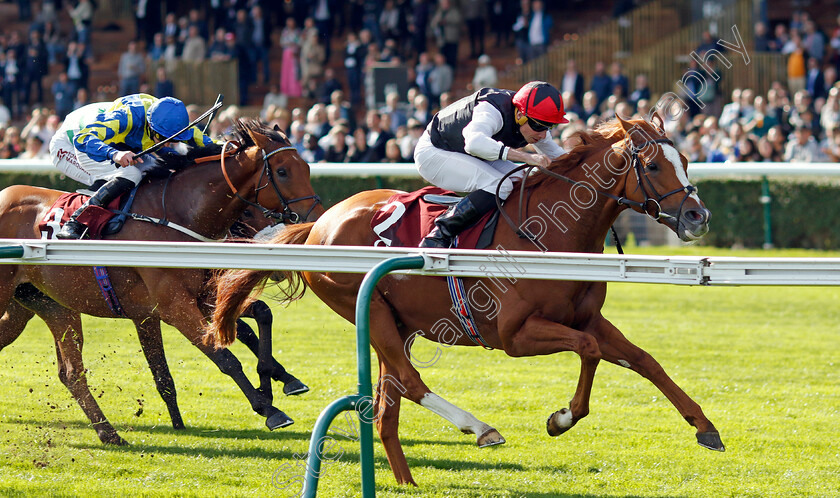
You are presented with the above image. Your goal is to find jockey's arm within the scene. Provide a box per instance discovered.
[73,110,130,164]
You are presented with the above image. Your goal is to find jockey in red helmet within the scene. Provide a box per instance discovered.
[415,81,568,248]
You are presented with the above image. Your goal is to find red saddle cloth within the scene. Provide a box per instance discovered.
[370,186,495,249]
[38,193,122,240]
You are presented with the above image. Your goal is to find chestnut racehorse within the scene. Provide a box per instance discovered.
[209,116,723,485]
[0,119,322,445]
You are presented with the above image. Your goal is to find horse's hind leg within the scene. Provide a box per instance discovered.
[133,318,184,429]
[0,294,34,349]
[7,284,125,444]
[373,357,415,486]
[590,316,724,451]
[237,300,309,396]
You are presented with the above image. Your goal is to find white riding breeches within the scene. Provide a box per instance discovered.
[414,132,527,200]
[49,132,150,186]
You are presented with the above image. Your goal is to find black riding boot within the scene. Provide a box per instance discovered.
[419,190,497,248]
[56,177,135,239]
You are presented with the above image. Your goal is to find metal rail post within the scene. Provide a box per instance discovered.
[302,255,425,498]
[760,175,774,249]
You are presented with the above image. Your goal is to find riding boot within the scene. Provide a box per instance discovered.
[57,177,135,239]
[419,190,497,248]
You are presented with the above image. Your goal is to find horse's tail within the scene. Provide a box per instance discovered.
[205,222,315,348]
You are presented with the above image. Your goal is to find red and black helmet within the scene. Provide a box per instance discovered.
[512,81,568,130]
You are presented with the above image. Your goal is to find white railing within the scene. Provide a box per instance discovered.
[1,160,839,179]
[1,239,839,286]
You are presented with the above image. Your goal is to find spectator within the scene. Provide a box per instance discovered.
[300,132,325,163]
[364,109,393,162]
[384,137,404,162]
[757,136,782,162]
[772,23,789,52]
[51,71,75,119]
[820,87,840,132]
[231,9,254,77]
[329,89,356,131]
[68,0,94,45]
[561,59,585,106]
[462,0,487,59]
[148,32,166,63]
[181,24,206,62]
[379,0,406,47]
[317,67,343,104]
[411,93,433,127]
[408,0,432,57]
[41,20,64,65]
[22,31,49,108]
[0,100,10,127]
[0,126,23,158]
[187,8,209,41]
[471,54,499,90]
[305,103,331,139]
[608,62,629,100]
[743,95,777,138]
[279,18,303,98]
[207,28,228,60]
[154,66,174,98]
[754,21,771,52]
[261,84,288,120]
[784,30,807,94]
[802,19,825,62]
[323,125,349,162]
[249,5,272,85]
[289,120,307,154]
[488,0,514,49]
[431,0,463,70]
[784,123,827,162]
[590,61,611,108]
[399,118,424,160]
[2,49,22,118]
[527,0,552,61]
[346,126,372,162]
[821,126,840,161]
[380,91,408,135]
[118,41,146,96]
[805,57,826,102]
[162,12,179,40]
[718,88,742,129]
[345,31,368,107]
[162,34,180,72]
[561,91,584,119]
[73,86,89,111]
[512,0,530,64]
[310,0,336,63]
[428,52,454,107]
[680,132,706,162]
[734,137,759,162]
[300,24,326,93]
[628,73,650,111]
[19,134,46,160]
[580,90,600,122]
[414,51,435,100]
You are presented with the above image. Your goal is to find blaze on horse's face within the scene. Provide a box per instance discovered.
[247,124,321,223]
[617,116,711,241]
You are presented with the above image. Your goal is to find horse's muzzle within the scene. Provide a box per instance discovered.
[678,207,711,241]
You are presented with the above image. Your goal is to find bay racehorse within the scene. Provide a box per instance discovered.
[0,119,322,445]
[209,116,723,485]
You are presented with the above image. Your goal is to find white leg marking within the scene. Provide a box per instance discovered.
[618,359,631,368]
[420,393,492,436]
[552,408,574,429]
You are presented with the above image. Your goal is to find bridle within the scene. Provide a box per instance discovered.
[497,136,698,239]
[220,141,321,224]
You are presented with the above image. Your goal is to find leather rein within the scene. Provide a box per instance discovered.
[496,137,698,241]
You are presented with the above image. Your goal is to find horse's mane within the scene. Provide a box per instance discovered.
[148,118,292,176]
[525,118,631,189]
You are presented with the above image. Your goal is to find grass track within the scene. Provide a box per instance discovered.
[0,246,839,497]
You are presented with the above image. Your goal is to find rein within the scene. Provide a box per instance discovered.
[220,141,321,224]
[496,137,697,240]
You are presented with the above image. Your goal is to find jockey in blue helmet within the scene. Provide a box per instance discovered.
[50,94,215,239]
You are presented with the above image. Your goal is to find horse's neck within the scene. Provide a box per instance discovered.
[505,149,629,253]
[145,156,253,240]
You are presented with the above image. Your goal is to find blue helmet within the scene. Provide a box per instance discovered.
[147,97,192,141]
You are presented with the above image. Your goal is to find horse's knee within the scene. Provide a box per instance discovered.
[213,349,245,376]
[577,335,602,360]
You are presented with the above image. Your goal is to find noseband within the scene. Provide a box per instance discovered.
[496,136,699,239]
[221,141,321,224]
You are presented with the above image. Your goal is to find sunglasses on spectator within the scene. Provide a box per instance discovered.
[526,117,559,132]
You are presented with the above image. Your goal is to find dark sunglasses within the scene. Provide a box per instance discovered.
[527,117,558,132]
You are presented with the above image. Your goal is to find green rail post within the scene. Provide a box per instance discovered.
[759,175,773,249]
[0,246,25,258]
[302,255,426,498]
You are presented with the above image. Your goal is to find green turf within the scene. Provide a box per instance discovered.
[1,246,839,497]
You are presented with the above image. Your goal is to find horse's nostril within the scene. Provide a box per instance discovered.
[684,208,710,225]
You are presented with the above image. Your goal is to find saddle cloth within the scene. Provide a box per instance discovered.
[38,193,122,240]
[370,186,497,249]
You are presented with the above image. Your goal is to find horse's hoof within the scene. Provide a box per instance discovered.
[101,433,128,446]
[477,428,505,448]
[546,408,575,437]
[266,410,294,430]
[696,431,725,451]
[283,379,310,396]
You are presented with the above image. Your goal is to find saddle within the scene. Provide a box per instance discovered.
[370,186,499,249]
[38,187,139,240]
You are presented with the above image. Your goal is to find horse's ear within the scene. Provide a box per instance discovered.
[616,114,633,134]
[650,111,666,136]
[273,124,281,132]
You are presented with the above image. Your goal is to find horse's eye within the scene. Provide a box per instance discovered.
[647,162,659,172]
[276,168,288,178]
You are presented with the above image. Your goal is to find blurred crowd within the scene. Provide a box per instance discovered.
[1,1,839,165]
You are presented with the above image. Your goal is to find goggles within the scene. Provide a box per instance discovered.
[526,117,559,132]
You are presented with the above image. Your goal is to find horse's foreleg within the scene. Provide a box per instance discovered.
[374,358,415,486]
[501,315,602,437]
[237,300,308,396]
[159,301,293,430]
[133,318,184,430]
[591,316,724,451]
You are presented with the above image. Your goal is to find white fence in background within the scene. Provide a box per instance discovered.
[1,160,839,179]
[1,239,839,286]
